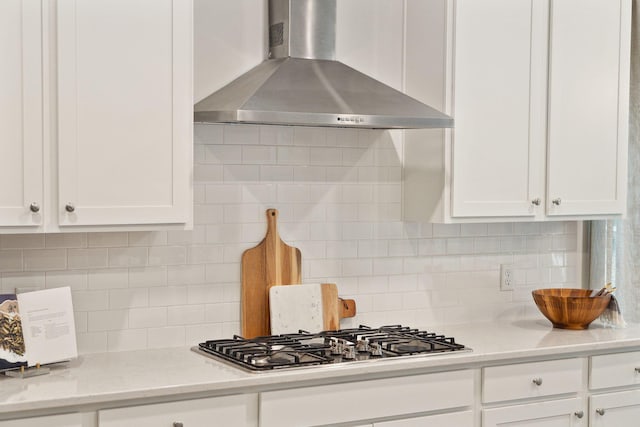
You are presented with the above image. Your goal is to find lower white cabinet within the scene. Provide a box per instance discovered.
[259,370,474,427]
[483,398,585,427]
[589,390,640,427]
[0,412,95,427]
[98,394,258,427]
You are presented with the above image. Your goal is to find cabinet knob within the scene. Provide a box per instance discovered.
[552,198,562,206]
[531,198,541,206]
[532,377,543,386]
[29,202,40,213]
[173,423,184,427]
[596,408,606,416]
[635,367,640,374]
[574,411,584,419]
[65,203,75,213]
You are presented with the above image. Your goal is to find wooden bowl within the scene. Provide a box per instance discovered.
[532,288,611,330]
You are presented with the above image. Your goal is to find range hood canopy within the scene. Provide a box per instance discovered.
[194,0,453,130]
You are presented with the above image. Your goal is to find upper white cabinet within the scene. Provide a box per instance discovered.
[0,0,193,233]
[404,0,631,222]
[56,0,192,228]
[0,0,44,229]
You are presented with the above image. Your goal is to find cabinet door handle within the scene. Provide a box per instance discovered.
[574,410,584,419]
[29,202,40,213]
[65,203,75,213]
[596,408,606,416]
[531,198,541,206]
[552,198,562,206]
[634,367,640,373]
[173,423,184,427]
[532,377,543,386]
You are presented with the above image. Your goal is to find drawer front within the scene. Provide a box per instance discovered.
[483,358,582,403]
[590,351,640,390]
[260,370,474,427]
[374,410,474,426]
[99,394,257,427]
[0,413,93,427]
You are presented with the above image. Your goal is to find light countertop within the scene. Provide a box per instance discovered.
[2,319,640,418]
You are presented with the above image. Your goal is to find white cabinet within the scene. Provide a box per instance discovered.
[259,370,474,427]
[589,390,640,427]
[0,0,44,229]
[403,0,632,223]
[56,0,192,228]
[483,398,585,427]
[0,0,193,233]
[98,394,258,427]
[0,412,95,427]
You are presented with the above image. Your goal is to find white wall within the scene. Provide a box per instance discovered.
[0,1,580,354]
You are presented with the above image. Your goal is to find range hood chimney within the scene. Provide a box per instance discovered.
[194,0,453,129]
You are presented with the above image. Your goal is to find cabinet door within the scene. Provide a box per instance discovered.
[57,0,192,227]
[450,0,546,218]
[546,0,631,216]
[0,0,43,227]
[590,390,640,427]
[483,398,585,427]
[98,395,258,427]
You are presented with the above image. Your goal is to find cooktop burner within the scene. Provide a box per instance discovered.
[194,325,470,372]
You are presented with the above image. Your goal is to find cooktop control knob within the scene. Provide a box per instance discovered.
[356,339,370,353]
[369,342,383,357]
[342,345,356,360]
[330,338,345,355]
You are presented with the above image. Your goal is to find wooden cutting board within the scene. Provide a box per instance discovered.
[241,209,301,338]
[270,283,340,334]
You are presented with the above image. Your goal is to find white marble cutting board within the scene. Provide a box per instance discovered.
[269,284,324,334]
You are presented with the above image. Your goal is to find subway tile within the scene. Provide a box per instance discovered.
[45,233,87,249]
[194,205,224,225]
[168,304,205,325]
[242,145,276,164]
[107,329,147,352]
[187,245,224,264]
[342,259,372,277]
[149,286,188,306]
[1,272,44,292]
[129,307,167,328]
[206,224,243,244]
[242,184,278,203]
[326,166,358,182]
[223,165,260,182]
[68,248,109,269]
[148,246,186,266]
[129,266,167,288]
[108,247,148,267]
[167,226,207,245]
[326,240,358,259]
[293,127,326,146]
[194,163,224,182]
[187,284,224,304]
[223,204,262,223]
[309,147,342,165]
[109,288,149,309]
[342,223,373,240]
[88,232,128,247]
[88,309,129,332]
[203,145,242,164]
[293,166,327,182]
[373,258,403,275]
[148,326,186,349]
[205,263,240,284]
[73,290,109,311]
[24,249,67,271]
[224,124,259,144]
[76,332,108,354]
[1,234,45,249]
[260,125,293,146]
[260,165,294,181]
[342,184,373,203]
[128,231,168,247]
[46,270,88,290]
[194,123,223,144]
[167,264,206,286]
[88,268,129,289]
[276,184,310,202]
[0,250,23,272]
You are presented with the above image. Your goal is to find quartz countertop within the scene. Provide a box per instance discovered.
[2,319,640,418]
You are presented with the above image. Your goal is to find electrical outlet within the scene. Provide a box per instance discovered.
[500,264,514,291]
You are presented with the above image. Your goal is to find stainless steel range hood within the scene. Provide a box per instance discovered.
[194,0,453,129]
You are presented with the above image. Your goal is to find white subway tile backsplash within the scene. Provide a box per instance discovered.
[0,123,580,355]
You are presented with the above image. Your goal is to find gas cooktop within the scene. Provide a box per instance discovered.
[193,325,471,372]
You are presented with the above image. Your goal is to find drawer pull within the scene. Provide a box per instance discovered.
[635,367,640,374]
[173,423,184,427]
[596,408,606,416]
[532,377,543,386]
[574,411,584,419]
